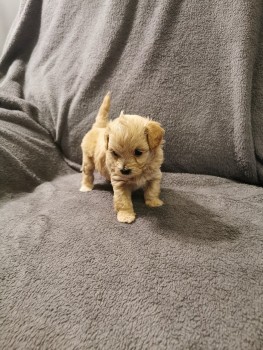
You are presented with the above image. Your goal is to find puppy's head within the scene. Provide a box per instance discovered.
[105,113,164,178]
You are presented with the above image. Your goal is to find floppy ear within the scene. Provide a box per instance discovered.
[145,121,165,149]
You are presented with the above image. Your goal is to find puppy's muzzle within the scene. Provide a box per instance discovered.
[120,168,131,175]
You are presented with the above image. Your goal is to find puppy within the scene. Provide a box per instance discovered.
[80,93,165,223]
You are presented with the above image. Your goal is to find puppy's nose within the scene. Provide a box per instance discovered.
[120,168,131,175]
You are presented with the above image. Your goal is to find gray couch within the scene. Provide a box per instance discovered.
[1,1,263,349]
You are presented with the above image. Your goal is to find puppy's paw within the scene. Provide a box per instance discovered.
[79,184,94,192]
[145,198,164,207]
[117,211,136,223]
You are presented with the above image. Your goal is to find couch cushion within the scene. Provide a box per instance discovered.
[1,172,262,349]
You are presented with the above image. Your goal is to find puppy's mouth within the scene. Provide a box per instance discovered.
[118,172,134,180]
[120,168,143,177]
[110,168,141,181]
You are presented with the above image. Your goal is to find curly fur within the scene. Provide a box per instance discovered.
[80,93,165,223]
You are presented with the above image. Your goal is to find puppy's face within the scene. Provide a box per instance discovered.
[105,114,164,178]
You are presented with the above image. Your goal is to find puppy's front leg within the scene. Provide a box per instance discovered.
[112,181,135,223]
[144,178,164,207]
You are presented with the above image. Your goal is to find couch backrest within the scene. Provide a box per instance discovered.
[1,0,262,184]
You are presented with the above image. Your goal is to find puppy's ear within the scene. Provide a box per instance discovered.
[145,121,165,149]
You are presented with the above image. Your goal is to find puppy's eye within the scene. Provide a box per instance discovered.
[134,149,143,156]
[111,150,119,157]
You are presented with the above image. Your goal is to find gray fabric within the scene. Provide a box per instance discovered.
[1,1,263,349]
[1,0,263,185]
[0,91,73,196]
[1,173,263,349]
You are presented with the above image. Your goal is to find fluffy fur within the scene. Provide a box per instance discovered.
[80,93,165,223]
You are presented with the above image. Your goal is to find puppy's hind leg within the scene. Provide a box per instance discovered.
[80,153,95,192]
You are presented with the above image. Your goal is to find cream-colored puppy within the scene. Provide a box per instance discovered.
[80,93,165,223]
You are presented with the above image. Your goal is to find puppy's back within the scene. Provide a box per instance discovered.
[81,127,106,156]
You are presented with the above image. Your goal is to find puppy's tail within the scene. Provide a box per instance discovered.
[93,92,111,128]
